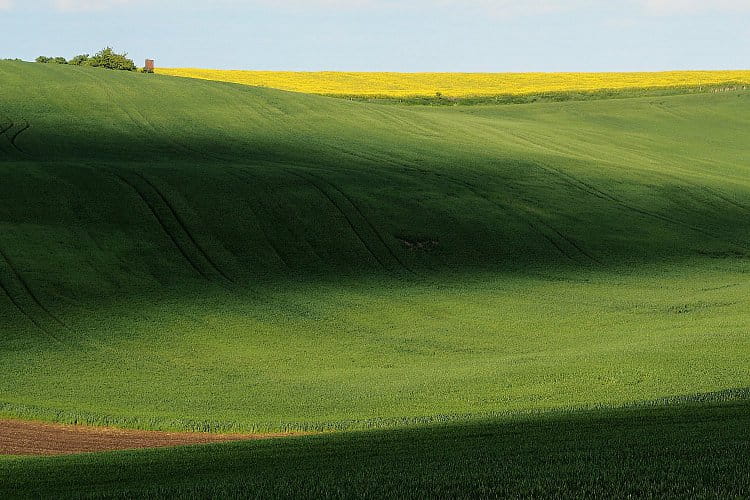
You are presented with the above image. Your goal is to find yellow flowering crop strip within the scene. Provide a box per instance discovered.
[155,69,750,98]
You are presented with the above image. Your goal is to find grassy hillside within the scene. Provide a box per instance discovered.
[0,61,749,435]
[3,393,750,498]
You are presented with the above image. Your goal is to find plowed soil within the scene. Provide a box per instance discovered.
[0,419,297,456]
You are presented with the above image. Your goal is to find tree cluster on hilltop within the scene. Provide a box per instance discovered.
[36,47,137,71]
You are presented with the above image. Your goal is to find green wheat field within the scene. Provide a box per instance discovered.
[1,60,749,497]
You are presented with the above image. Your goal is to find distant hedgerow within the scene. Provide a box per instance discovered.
[35,56,67,64]
[37,47,136,71]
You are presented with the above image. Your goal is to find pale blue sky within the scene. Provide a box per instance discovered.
[1,1,748,71]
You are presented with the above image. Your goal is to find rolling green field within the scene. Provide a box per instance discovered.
[3,394,750,498]
[1,60,749,496]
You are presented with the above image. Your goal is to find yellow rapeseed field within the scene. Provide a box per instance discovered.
[154,69,750,98]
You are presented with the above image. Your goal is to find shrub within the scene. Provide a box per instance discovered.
[36,56,67,64]
[86,47,136,71]
[69,54,90,66]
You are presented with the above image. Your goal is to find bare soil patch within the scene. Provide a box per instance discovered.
[0,419,298,456]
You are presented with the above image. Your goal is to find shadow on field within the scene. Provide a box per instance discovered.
[2,61,750,301]
[2,391,749,498]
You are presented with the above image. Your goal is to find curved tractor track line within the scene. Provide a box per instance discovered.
[432,124,748,256]
[0,281,63,345]
[701,186,750,215]
[0,248,68,344]
[234,166,331,268]
[75,74,238,279]
[284,169,393,273]
[112,172,234,285]
[226,170,294,270]
[0,247,69,330]
[0,419,302,456]
[537,216,601,265]
[8,121,30,154]
[521,156,750,253]
[315,175,418,276]
[111,172,211,281]
[0,121,13,136]
[0,120,31,155]
[443,176,595,266]
[0,122,13,152]
[133,173,235,284]
[311,146,599,266]
[0,121,15,155]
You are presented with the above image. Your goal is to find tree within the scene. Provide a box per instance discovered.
[36,56,67,64]
[68,54,90,66]
[86,47,136,71]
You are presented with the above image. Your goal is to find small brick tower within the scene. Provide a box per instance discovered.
[144,59,155,73]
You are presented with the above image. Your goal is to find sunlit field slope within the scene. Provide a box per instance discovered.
[4,396,750,498]
[0,61,749,434]
[155,68,750,98]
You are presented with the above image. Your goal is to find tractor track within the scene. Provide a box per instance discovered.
[8,121,30,154]
[79,71,238,283]
[345,153,600,265]
[302,170,417,275]
[111,172,212,281]
[0,121,12,155]
[112,171,234,285]
[701,186,750,215]
[0,247,69,330]
[540,160,750,252]
[133,172,235,284]
[0,121,13,136]
[233,166,332,268]
[501,129,750,252]
[0,120,31,155]
[283,169,394,273]
[0,247,67,344]
[445,177,581,264]
[0,281,63,345]
[226,170,295,270]
[292,147,600,266]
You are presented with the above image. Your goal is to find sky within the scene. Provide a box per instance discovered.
[1,0,749,71]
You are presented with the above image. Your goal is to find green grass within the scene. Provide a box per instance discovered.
[0,60,749,494]
[3,393,750,498]
[335,81,750,105]
[1,266,749,432]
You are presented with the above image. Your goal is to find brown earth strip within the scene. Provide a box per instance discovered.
[0,419,299,456]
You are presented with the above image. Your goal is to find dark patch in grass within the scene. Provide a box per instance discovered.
[665,301,737,315]
[697,249,749,259]
[397,237,439,252]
